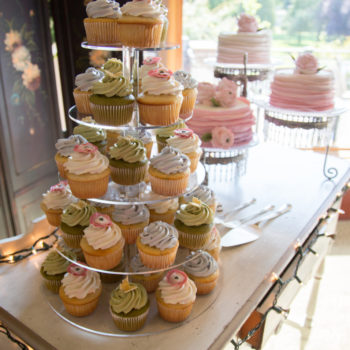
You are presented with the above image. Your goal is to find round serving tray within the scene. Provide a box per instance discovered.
[81,42,180,52]
[68,105,193,131]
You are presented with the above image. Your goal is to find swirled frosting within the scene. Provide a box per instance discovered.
[121,0,163,18]
[64,148,109,175]
[184,251,218,277]
[140,59,163,80]
[61,200,97,227]
[73,117,106,143]
[112,205,149,225]
[75,67,104,92]
[158,273,196,304]
[102,58,123,77]
[125,129,153,145]
[182,185,216,207]
[55,135,87,157]
[144,192,178,214]
[156,119,187,138]
[174,70,198,89]
[86,0,121,19]
[110,281,148,314]
[42,250,76,275]
[109,136,147,163]
[176,199,214,226]
[62,268,101,299]
[150,146,190,174]
[141,73,183,95]
[166,133,201,154]
[92,75,132,97]
[140,221,178,250]
[84,221,123,250]
[42,183,76,210]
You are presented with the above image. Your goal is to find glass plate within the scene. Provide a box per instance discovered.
[81,42,180,52]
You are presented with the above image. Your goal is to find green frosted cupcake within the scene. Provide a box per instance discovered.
[40,249,76,293]
[109,278,150,331]
[90,59,135,126]
[174,197,214,249]
[109,136,148,186]
[73,116,107,154]
[156,119,187,152]
[60,200,97,248]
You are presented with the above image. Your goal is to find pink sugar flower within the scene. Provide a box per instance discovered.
[237,13,258,33]
[211,127,235,149]
[143,56,161,65]
[295,53,318,75]
[215,78,237,107]
[148,67,173,79]
[67,262,87,276]
[90,213,113,228]
[74,143,98,154]
[197,82,216,106]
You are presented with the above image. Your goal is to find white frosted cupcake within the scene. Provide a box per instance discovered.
[166,128,202,173]
[112,204,150,244]
[139,56,163,90]
[41,181,77,227]
[136,221,179,269]
[144,192,178,224]
[184,251,219,295]
[156,269,197,322]
[80,213,125,270]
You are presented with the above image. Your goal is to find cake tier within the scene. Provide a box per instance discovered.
[269,68,335,112]
[217,31,271,65]
[187,98,255,148]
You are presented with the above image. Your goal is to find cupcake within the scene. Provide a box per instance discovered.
[156,269,197,323]
[57,236,85,262]
[202,226,221,261]
[40,249,76,293]
[130,254,164,293]
[73,67,104,115]
[60,200,97,248]
[109,277,150,331]
[73,117,107,154]
[174,198,214,250]
[155,119,187,152]
[136,221,179,269]
[55,135,87,178]
[64,143,110,199]
[184,251,219,295]
[99,257,125,284]
[125,128,154,159]
[174,71,198,119]
[108,136,148,186]
[144,192,178,224]
[112,204,150,244]
[41,181,77,227]
[90,68,135,126]
[59,262,102,317]
[148,146,190,196]
[80,213,125,270]
[166,128,202,173]
[139,56,163,90]
[180,185,217,213]
[118,0,164,48]
[137,67,183,126]
[83,0,121,45]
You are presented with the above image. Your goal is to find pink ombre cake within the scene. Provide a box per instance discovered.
[269,53,335,112]
[186,78,255,149]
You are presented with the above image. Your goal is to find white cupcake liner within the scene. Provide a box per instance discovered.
[90,103,134,126]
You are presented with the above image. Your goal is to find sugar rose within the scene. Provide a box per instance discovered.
[295,53,318,75]
[238,14,258,33]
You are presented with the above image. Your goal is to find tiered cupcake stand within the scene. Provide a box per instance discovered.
[47,42,223,337]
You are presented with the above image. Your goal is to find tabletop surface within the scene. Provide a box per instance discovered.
[1,143,350,350]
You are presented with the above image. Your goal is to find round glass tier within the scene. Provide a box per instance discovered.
[44,268,222,337]
[81,42,180,52]
[86,162,206,205]
[68,105,192,131]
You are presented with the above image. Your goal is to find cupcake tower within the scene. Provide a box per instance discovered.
[40,0,220,334]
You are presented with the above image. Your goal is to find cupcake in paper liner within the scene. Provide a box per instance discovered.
[118,0,164,48]
[156,269,197,323]
[184,251,219,295]
[108,136,148,186]
[73,67,104,115]
[155,119,187,152]
[80,213,125,270]
[110,277,150,331]
[174,197,214,250]
[83,0,121,45]
[59,262,102,317]
[136,221,179,269]
[148,146,190,197]
[64,143,111,199]
[124,128,154,159]
[41,181,77,227]
[60,200,97,249]
[137,67,183,126]
[112,204,149,244]
[40,249,76,293]
[166,128,202,173]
